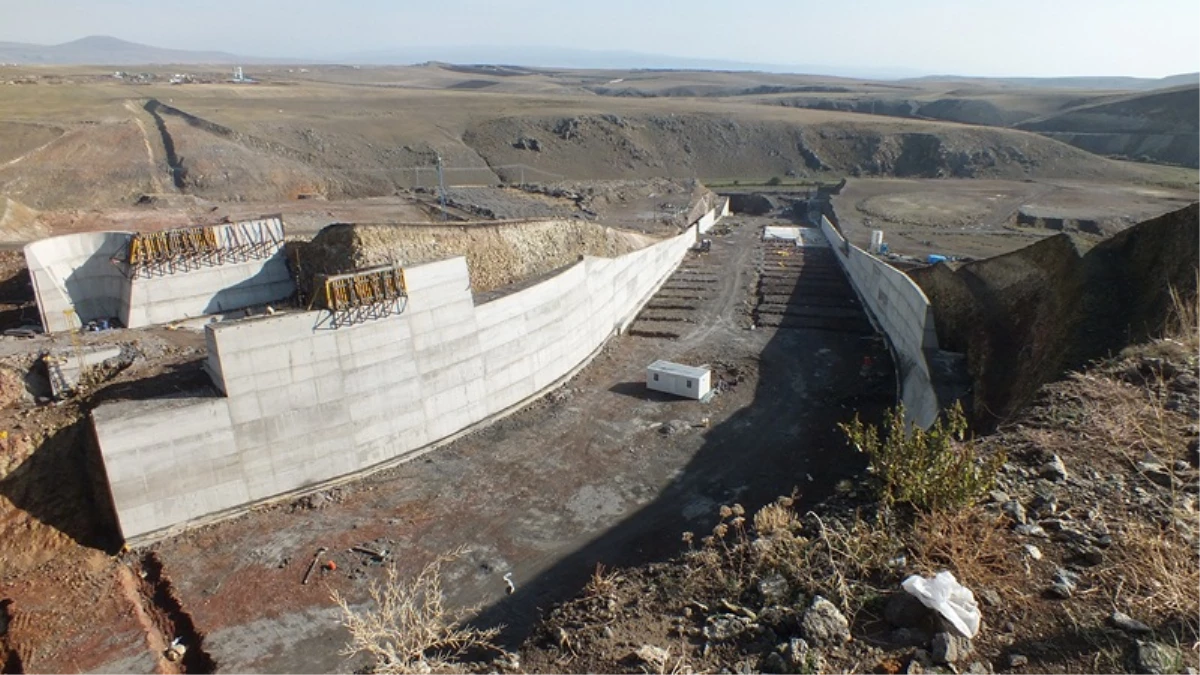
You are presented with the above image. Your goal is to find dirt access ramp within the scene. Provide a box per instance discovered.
[910,202,1199,429]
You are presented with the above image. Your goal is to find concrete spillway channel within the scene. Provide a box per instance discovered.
[753,235,873,335]
[627,262,720,338]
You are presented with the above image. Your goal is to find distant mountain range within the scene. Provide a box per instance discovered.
[0,35,1195,90]
[0,35,245,65]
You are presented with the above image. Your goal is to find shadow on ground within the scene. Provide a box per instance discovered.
[0,418,121,553]
[471,228,895,648]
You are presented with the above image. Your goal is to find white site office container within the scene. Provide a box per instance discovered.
[646,360,712,400]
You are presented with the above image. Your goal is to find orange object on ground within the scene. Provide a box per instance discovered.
[324,560,337,571]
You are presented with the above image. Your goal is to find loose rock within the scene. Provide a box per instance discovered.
[1041,454,1068,481]
[704,613,750,641]
[932,631,972,664]
[1047,567,1080,599]
[1135,641,1183,674]
[1001,500,1027,525]
[800,596,850,646]
[1110,611,1153,635]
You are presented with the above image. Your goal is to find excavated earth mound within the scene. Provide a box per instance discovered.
[299,218,658,297]
[910,202,1199,429]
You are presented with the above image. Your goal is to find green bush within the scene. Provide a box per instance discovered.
[766,176,783,186]
[839,402,1004,512]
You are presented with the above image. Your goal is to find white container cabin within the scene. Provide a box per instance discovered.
[646,360,712,400]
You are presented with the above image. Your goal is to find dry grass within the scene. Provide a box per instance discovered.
[1097,519,1200,635]
[908,508,1028,608]
[331,548,501,674]
[1165,275,1199,352]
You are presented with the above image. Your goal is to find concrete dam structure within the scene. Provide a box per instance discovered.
[90,213,719,543]
[24,216,293,333]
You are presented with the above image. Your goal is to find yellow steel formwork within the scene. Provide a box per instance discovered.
[125,218,283,278]
[316,265,407,328]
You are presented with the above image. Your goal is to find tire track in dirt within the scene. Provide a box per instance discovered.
[124,100,167,194]
[141,101,187,191]
[0,133,65,170]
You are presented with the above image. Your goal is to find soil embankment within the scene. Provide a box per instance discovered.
[299,218,657,297]
[909,202,1199,429]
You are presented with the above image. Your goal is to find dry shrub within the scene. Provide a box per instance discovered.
[583,563,624,601]
[332,548,501,674]
[681,504,752,597]
[793,512,904,618]
[841,402,1005,512]
[908,507,1026,605]
[753,495,801,537]
[686,499,901,620]
[1096,520,1200,637]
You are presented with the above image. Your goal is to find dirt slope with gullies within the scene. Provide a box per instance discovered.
[299,218,658,297]
[909,202,1199,430]
[464,112,1179,183]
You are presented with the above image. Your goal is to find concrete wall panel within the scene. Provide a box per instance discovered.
[820,216,940,427]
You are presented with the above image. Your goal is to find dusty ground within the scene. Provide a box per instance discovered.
[830,178,1198,259]
[517,331,1200,675]
[0,212,894,672]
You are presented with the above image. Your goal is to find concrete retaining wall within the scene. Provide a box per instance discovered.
[23,217,293,332]
[25,232,131,333]
[92,216,714,543]
[125,255,293,327]
[820,215,940,427]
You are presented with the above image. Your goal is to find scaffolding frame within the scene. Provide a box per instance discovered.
[124,217,284,278]
[316,265,408,329]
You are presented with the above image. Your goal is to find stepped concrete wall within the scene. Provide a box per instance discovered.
[820,215,940,427]
[24,217,293,333]
[92,215,714,543]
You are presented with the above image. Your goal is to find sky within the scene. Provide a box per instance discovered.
[1,0,1198,78]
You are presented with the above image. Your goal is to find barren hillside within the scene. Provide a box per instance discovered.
[0,79,1193,212]
[1015,85,1200,168]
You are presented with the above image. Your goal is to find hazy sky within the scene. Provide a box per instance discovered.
[1,0,1197,77]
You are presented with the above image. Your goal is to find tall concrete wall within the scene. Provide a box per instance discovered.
[92,216,713,543]
[25,232,131,333]
[820,215,940,427]
[23,217,293,332]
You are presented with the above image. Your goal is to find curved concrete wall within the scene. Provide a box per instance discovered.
[23,218,293,332]
[25,232,132,333]
[92,215,717,543]
[819,215,940,428]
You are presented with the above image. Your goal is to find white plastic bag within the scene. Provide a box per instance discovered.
[901,570,981,638]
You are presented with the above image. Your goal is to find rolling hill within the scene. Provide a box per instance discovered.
[0,36,244,65]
